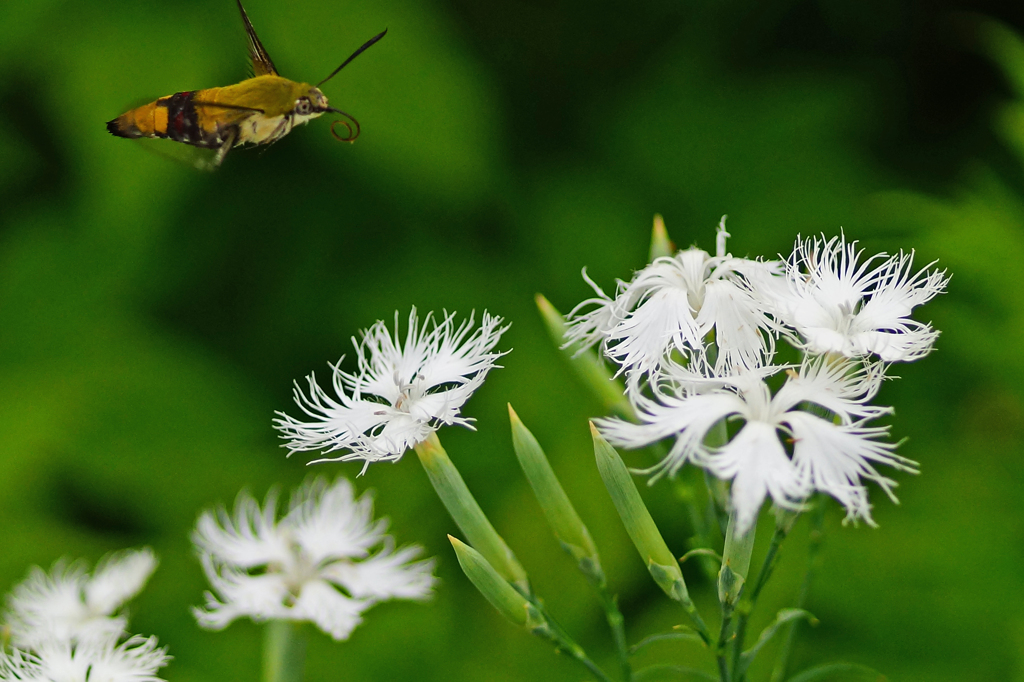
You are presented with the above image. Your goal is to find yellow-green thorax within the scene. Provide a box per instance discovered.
[198,75,329,145]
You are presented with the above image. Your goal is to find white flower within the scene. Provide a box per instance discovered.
[274,309,507,468]
[4,549,158,650]
[776,233,948,361]
[192,476,436,641]
[565,219,781,376]
[597,358,915,533]
[0,634,170,682]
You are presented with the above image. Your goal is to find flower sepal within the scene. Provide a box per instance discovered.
[416,433,529,592]
[536,294,632,418]
[509,404,605,586]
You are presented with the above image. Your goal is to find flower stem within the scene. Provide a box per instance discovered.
[730,509,798,680]
[529,597,617,682]
[769,500,825,682]
[263,620,305,682]
[595,586,632,681]
[716,510,757,682]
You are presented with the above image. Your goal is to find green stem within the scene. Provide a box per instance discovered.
[596,587,632,681]
[717,511,756,682]
[716,604,733,682]
[769,500,826,682]
[730,510,797,680]
[262,620,306,682]
[532,597,617,682]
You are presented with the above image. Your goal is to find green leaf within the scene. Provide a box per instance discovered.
[738,609,818,679]
[785,662,887,682]
[508,404,604,585]
[679,548,722,566]
[633,665,717,681]
[628,631,703,656]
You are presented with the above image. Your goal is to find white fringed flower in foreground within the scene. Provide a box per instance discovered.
[192,476,436,641]
[0,633,170,682]
[776,233,948,361]
[598,358,917,533]
[565,220,782,376]
[4,548,158,650]
[274,309,508,468]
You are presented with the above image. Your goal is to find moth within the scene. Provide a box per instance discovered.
[106,0,385,169]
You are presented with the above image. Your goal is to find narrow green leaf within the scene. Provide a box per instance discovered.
[628,631,703,656]
[535,294,632,418]
[633,665,717,682]
[786,663,887,682]
[679,548,722,566]
[737,609,817,678]
[415,434,529,592]
[509,404,605,585]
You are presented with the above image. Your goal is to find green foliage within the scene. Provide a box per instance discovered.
[0,0,1022,680]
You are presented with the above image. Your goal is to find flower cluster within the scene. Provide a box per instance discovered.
[572,220,946,533]
[274,308,507,468]
[0,549,169,682]
[192,476,436,641]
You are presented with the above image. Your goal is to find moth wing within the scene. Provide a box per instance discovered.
[236,0,279,77]
[129,138,223,172]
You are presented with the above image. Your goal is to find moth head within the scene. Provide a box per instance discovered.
[293,87,329,119]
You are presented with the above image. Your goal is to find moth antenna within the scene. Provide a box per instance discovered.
[317,29,387,87]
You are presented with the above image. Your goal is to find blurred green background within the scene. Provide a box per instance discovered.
[1,0,1023,680]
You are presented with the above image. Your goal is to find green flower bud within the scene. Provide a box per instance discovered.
[591,424,687,600]
[648,214,675,261]
[416,434,529,592]
[718,511,757,607]
[449,536,547,633]
[509,404,604,585]
[592,425,709,640]
[534,294,632,418]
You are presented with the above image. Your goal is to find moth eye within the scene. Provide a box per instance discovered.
[296,98,311,115]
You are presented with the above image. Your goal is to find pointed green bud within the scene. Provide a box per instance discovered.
[718,511,757,607]
[509,404,604,586]
[592,425,709,640]
[591,424,687,599]
[416,434,529,592]
[535,294,632,418]
[449,536,547,632]
[648,214,675,261]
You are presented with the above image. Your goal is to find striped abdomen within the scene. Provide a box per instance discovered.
[106,90,236,149]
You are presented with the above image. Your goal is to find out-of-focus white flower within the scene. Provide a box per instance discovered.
[192,476,436,641]
[776,233,948,361]
[597,358,915,533]
[274,309,507,468]
[565,219,781,376]
[4,549,158,650]
[0,633,170,682]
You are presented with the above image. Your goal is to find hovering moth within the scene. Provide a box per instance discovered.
[106,0,386,169]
